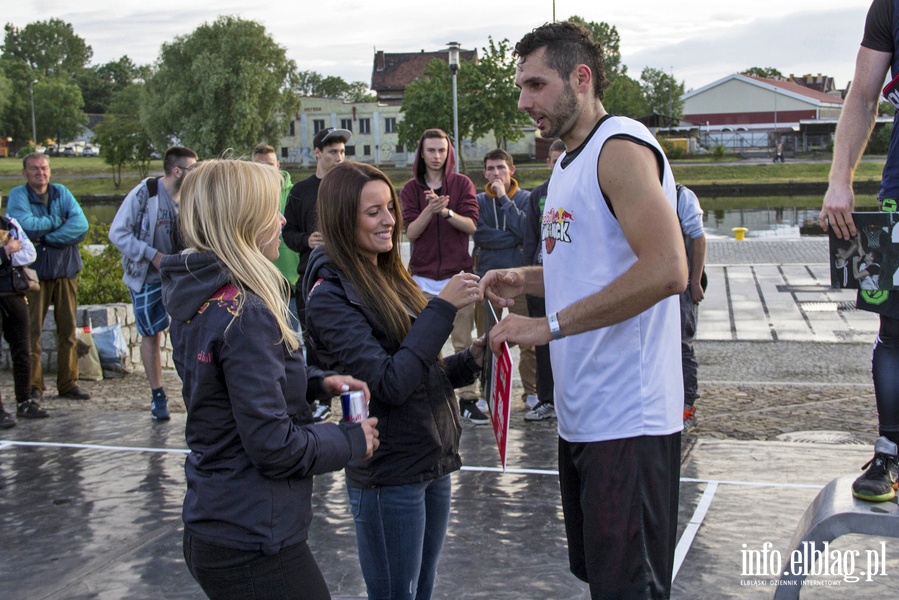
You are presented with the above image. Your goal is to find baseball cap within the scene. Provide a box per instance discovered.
[313,127,352,150]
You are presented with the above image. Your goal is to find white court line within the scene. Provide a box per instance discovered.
[0,440,189,454]
[672,481,718,581]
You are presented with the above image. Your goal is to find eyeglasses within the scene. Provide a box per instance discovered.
[176,163,196,173]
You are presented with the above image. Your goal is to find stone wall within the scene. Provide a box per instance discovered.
[0,303,173,373]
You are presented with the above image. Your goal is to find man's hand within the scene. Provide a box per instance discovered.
[322,374,370,402]
[360,417,380,460]
[478,268,526,308]
[488,180,505,198]
[151,251,163,270]
[308,231,324,248]
[424,190,449,216]
[488,313,551,356]
[689,280,704,304]
[4,238,21,255]
[820,185,857,240]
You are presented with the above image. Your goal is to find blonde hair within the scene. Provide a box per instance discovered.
[318,162,427,348]
[179,159,298,350]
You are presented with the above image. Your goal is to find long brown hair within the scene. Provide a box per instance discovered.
[317,162,426,347]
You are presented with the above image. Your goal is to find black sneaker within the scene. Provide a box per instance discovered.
[59,386,91,400]
[17,400,49,419]
[460,399,489,425]
[151,398,170,421]
[0,411,16,429]
[852,436,899,502]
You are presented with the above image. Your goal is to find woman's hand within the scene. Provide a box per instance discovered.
[360,417,380,460]
[438,272,482,309]
[469,335,487,367]
[323,374,370,402]
[4,238,21,256]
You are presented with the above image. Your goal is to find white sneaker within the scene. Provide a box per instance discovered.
[477,397,488,412]
[312,401,332,422]
[525,394,539,410]
[524,402,556,421]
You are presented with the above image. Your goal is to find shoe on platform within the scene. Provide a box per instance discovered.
[683,405,696,429]
[312,401,332,423]
[151,398,171,421]
[851,436,899,502]
[524,394,539,410]
[460,399,489,425]
[0,411,16,429]
[59,386,91,400]
[17,400,49,419]
[524,402,556,422]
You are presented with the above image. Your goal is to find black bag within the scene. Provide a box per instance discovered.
[12,266,40,294]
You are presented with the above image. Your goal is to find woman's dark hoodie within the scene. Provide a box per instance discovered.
[302,247,480,488]
[161,250,367,554]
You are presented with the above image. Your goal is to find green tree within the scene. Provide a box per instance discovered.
[2,19,92,80]
[640,67,685,126]
[741,67,785,80]
[0,70,11,120]
[294,70,374,102]
[77,56,141,114]
[467,37,531,148]
[0,58,34,145]
[79,219,130,305]
[604,74,648,118]
[33,78,87,144]
[141,16,299,155]
[567,16,624,79]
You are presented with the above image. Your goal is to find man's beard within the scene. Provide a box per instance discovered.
[541,84,579,139]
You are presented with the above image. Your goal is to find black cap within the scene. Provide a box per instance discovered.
[313,127,352,150]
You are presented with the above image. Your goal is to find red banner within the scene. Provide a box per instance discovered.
[489,342,513,471]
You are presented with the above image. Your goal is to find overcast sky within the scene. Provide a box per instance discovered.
[6,0,875,92]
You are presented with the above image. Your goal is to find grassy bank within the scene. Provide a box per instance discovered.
[0,155,886,199]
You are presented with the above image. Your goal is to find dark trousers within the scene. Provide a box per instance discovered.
[874,315,899,444]
[526,295,554,405]
[679,290,699,407]
[183,531,330,600]
[0,294,32,409]
[559,433,681,599]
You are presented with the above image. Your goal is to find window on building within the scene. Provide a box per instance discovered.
[288,122,295,137]
[281,147,288,159]
[396,144,405,153]
[363,145,371,156]
[359,118,371,135]
[313,119,326,134]
[345,146,356,156]
[340,118,353,132]
[385,117,397,133]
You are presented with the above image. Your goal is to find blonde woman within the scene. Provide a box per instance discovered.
[303,162,484,600]
[161,159,378,600]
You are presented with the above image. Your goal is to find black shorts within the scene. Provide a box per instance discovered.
[559,432,681,599]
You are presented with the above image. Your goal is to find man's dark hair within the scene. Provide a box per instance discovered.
[514,21,609,100]
[22,152,47,169]
[549,139,567,154]
[163,146,198,175]
[252,143,276,157]
[483,148,514,168]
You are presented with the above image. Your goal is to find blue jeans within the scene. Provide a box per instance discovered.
[347,475,452,600]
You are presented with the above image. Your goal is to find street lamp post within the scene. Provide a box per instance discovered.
[30,80,38,147]
[447,42,461,174]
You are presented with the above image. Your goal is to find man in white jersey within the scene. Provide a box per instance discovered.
[480,21,687,599]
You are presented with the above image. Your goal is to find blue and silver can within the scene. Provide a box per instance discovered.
[340,390,368,423]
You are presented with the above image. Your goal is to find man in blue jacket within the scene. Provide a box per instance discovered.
[7,153,91,402]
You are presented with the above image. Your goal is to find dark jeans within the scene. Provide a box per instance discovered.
[526,295,554,405]
[0,293,32,408]
[679,289,699,407]
[183,531,330,600]
[874,315,899,444]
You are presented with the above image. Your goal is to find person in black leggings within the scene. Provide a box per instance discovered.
[0,213,47,427]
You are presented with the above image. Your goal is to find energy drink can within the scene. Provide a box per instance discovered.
[340,390,368,423]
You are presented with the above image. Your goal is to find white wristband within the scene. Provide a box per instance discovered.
[548,312,564,340]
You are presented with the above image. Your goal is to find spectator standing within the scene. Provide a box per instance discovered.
[109,146,197,421]
[7,153,91,402]
[474,148,537,411]
[675,184,707,428]
[399,129,483,423]
[521,139,566,421]
[284,127,351,422]
[481,21,687,598]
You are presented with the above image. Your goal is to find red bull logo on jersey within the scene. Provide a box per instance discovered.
[542,207,574,254]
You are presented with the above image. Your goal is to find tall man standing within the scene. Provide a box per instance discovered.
[283,127,350,422]
[481,22,686,598]
[8,153,92,403]
[109,146,197,421]
[400,129,483,422]
[820,0,899,502]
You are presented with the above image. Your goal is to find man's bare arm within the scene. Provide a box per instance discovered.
[820,46,892,239]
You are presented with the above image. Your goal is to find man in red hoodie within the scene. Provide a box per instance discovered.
[400,129,486,423]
